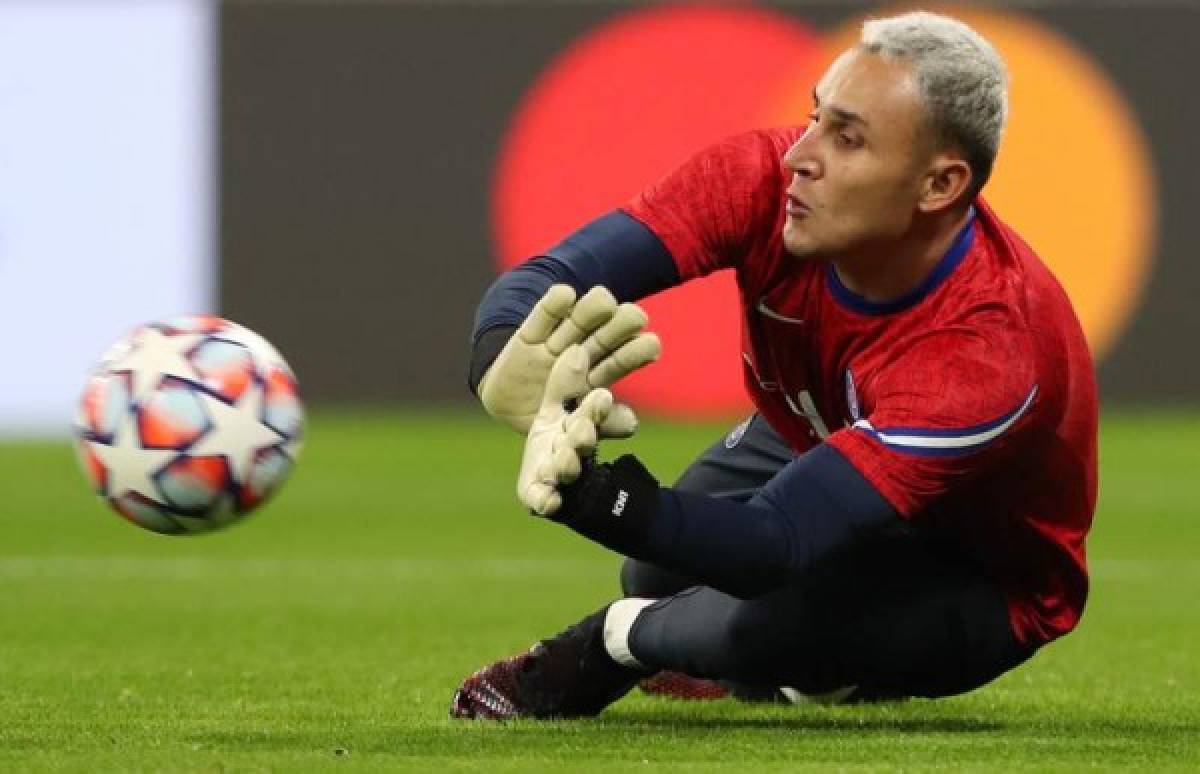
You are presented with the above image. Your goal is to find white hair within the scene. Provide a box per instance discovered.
[860,11,1008,194]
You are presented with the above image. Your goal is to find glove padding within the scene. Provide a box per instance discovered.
[479,284,660,439]
[518,344,617,517]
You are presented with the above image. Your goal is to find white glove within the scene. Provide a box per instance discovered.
[518,345,615,517]
[478,284,661,439]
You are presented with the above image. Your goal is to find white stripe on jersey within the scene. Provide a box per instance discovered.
[853,384,1038,452]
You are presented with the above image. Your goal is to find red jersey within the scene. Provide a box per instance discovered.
[623,127,1099,646]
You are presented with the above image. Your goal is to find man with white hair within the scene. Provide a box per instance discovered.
[452,11,1097,717]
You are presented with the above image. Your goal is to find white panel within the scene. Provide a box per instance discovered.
[0,0,214,436]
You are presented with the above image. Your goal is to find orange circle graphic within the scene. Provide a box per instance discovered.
[824,6,1157,362]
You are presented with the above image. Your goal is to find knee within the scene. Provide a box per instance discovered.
[717,603,820,687]
[720,606,771,662]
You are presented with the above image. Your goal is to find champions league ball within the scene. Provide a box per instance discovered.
[73,316,304,535]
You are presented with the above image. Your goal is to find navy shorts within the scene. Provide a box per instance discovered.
[620,415,1036,701]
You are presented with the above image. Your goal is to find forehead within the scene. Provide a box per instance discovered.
[816,48,925,138]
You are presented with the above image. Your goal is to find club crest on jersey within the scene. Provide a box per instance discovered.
[845,369,861,423]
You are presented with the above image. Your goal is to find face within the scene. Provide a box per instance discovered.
[781,48,937,260]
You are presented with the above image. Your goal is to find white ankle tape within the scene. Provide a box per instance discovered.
[603,598,655,669]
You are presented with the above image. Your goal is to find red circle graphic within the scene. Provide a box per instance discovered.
[492,5,826,416]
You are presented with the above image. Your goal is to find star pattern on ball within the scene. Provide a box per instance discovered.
[188,383,286,485]
[107,328,206,402]
[76,316,305,534]
[88,411,177,502]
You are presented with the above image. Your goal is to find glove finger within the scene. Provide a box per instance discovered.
[562,414,599,456]
[545,286,617,354]
[581,303,648,363]
[597,403,639,439]
[516,284,577,344]
[522,481,562,517]
[551,446,582,484]
[588,332,662,387]
[575,387,613,425]
[534,454,560,484]
[541,344,591,408]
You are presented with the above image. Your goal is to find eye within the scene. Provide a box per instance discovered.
[837,131,863,149]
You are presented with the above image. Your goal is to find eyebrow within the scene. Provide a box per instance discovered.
[812,88,870,128]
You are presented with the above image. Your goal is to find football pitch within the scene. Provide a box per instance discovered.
[1,408,1196,771]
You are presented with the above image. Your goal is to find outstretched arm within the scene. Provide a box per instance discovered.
[469,210,680,397]
[519,375,900,600]
[552,447,899,599]
[474,129,788,438]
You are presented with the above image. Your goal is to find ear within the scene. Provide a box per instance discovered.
[918,154,973,213]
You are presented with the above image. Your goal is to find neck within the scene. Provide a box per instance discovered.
[831,207,972,304]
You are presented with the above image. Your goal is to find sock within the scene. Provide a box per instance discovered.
[603,598,655,669]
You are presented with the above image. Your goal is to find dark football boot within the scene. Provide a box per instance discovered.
[450,608,647,719]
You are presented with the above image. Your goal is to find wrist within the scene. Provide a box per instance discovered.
[468,325,518,397]
[553,454,661,555]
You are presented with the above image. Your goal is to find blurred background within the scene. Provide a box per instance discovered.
[0,0,1192,431]
[1,4,1196,766]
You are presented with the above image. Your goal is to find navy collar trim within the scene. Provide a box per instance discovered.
[826,208,977,316]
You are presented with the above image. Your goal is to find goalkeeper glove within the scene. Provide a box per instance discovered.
[516,344,662,561]
[478,284,660,439]
[518,344,613,516]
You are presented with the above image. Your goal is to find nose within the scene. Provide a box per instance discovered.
[782,130,820,181]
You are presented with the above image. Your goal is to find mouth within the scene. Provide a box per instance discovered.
[785,192,810,218]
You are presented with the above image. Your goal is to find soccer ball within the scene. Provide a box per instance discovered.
[73,316,304,535]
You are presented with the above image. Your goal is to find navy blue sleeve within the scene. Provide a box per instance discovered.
[468,210,680,393]
[541,210,681,301]
[472,210,679,344]
[637,444,900,599]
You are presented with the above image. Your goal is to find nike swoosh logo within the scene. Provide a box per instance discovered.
[756,298,804,325]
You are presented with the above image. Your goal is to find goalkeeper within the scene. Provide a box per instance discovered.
[453,10,1098,718]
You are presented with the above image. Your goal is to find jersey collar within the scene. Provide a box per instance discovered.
[826,206,977,316]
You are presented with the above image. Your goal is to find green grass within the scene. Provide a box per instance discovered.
[0,408,1197,771]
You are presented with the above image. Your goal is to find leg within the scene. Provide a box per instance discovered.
[453,415,797,719]
[621,414,793,598]
[451,529,1031,719]
[619,529,1035,700]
